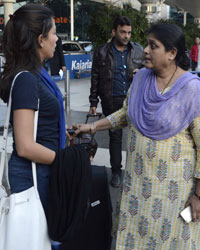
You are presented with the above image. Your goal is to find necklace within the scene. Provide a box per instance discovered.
[160,66,177,95]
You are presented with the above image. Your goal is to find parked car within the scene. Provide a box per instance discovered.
[62,40,86,54]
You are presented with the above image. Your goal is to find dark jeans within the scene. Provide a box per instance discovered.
[103,96,125,175]
[192,60,197,71]
[8,154,50,214]
[191,60,200,77]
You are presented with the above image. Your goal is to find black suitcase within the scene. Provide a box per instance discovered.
[60,165,113,250]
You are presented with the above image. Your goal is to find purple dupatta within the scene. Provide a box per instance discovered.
[128,68,200,140]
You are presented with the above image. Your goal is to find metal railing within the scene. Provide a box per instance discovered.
[52,69,70,119]
[64,70,70,117]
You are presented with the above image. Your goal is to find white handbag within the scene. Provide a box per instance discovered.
[0,72,51,250]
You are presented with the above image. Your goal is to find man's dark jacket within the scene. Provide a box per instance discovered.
[89,40,144,110]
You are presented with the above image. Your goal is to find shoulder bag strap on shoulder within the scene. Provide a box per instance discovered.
[0,71,39,194]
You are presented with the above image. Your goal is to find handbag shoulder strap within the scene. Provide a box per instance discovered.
[32,101,39,193]
[0,71,39,191]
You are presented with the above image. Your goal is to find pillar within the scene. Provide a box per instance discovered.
[2,0,16,26]
[70,0,74,41]
[183,11,187,26]
[195,18,200,28]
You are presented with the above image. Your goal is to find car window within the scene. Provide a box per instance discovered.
[63,44,70,52]
[71,44,80,51]
[63,43,81,52]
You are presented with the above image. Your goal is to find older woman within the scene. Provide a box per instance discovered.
[73,23,200,249]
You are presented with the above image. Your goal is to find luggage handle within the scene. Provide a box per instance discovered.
[85,113,102,124]
[67,128,95,144]
[67,129,95,139]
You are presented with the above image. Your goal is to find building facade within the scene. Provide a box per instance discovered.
[0,0,198,40]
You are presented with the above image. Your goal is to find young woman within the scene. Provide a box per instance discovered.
[0,3,66,249]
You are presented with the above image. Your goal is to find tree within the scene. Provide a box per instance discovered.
[86,3,148,49]
[183,22,200,50]
[153,18,200,50]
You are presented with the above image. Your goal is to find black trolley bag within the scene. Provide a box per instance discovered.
[63,113,113,250]
[69,113,102,159]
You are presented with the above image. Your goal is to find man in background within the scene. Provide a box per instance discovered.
[89,16,144,187]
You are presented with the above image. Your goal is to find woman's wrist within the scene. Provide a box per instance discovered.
[90,122,96,134]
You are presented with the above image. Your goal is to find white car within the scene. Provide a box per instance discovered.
[62,40,86,54]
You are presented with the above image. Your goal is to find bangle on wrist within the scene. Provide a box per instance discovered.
[194,192,200,199]
[90,122,96,134]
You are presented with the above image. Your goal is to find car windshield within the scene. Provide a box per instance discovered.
[81,43,91,49]
[84,44,93,52]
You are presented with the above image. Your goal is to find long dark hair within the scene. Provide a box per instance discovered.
[147,23,190,71]
[0,3,54,102]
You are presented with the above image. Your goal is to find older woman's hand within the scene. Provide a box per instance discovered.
[185,195,200,222]
[72,123,91,135]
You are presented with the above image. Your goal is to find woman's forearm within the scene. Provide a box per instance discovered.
[94,117,112,131]
[72,117,112,135]
[16,141,56,165]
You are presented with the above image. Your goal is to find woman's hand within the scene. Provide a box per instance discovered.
[66,125,73,140]
[72,123,91,135]
[185,195,200,222]
[66,124,92,142]
[89,107,97,114]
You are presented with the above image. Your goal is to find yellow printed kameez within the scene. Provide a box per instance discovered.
[107,93,200,250]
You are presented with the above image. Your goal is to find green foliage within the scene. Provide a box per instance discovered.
[87,2,200,51]
[86,3,148,49]
[183,22,200,50]
[153,18,200,50]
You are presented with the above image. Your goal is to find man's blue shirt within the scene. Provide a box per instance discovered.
[112,42,129,97]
